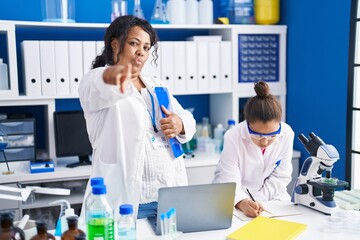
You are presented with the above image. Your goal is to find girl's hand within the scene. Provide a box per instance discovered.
[160,106,185,138]
[236,199,263,218]
[103,64,132,93]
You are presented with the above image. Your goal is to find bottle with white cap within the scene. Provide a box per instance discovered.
[186,0,199,24]
[198,0,213,24]
[0,58,9,90]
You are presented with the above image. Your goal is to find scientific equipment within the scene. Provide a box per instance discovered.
[228,0,255,24]
[133,0,144,19]
[225,119,236,133]
[41,0,75,23]
[150,0,169,24]
[291,132,348,214]
[254,0,279,25]
[0,210,25,240]
[198,0,213,24]
[61,216,85,240]
[213,123,225,152]
[111,0,128,22]
[49,199,76,236]
[0,59,9,90]
[0,128,13,174]
[185,0,199,24]
[30,221,55,240]
[86,185,115,240]
[160,208,182,239]
[117,204,136,240]
[166,0,186,24]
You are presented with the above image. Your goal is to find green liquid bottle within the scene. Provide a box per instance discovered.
[86,185,115,240]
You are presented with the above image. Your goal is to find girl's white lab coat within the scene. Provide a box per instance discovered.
[213,120,294,205]
[78,67,196,217]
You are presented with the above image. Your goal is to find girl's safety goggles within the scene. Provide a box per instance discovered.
[247,122,281,140]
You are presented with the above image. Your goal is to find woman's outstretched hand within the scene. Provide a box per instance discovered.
[103,63,132,93]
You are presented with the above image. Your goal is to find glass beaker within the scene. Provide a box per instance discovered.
[41,0,75,23]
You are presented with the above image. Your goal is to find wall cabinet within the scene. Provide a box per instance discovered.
[0,21,287,161]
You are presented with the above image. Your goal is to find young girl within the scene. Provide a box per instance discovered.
[213,81,294,217]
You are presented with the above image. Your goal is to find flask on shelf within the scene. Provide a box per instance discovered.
[117,204,136,240]
[30,221,55,240]
[61,216,85,240]
[186,0,199,24]
[198,0,213,24]
[86,185,115,240]
[133,0,144,19]
[229,0,255,24]
[0,58,9,90]
[151,0,169,24]
[254,0,279,24]
[111,0,128,22]
[0,211,25,240]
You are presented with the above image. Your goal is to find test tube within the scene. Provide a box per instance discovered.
[160,213,166,236]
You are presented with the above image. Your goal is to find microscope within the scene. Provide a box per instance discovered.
[291,132,348,214]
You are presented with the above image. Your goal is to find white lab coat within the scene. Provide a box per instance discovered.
[213,120,294,205]
[78,67,196,217]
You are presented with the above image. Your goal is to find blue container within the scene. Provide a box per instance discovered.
[225,0,255,24]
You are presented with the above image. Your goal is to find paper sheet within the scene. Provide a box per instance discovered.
[233,201,302,221]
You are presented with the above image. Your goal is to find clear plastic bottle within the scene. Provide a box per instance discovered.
[0,211,25,240]
[226,119,236,132]
[117,204,136,240]
[61,216,85,240]
[198,0,213,24]
[0,58,9,90]
[186,0,199,24]
[213,123,225,152]
[86,185,115,240]
[30,221,55,240]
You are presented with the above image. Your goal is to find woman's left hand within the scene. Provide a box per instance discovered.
[160,106,185,138]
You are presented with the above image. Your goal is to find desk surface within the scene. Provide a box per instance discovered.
[135,205,359,240]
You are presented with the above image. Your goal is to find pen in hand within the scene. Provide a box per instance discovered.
[246,188,272,215]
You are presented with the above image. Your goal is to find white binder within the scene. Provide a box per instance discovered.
[39,41,56,96]
[54,41,70,96]
[68,41,83,97]
[185,41,198,92]
[220,41,232,90]
[208,41,221,90]
[173,41,186,93]
[21,41,42,96]
[197,42,209,92]
[159,41,175,90]
[82,41,96,75]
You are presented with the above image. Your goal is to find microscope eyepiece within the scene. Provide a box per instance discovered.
[298,134,309,145]
[298,132,325,156]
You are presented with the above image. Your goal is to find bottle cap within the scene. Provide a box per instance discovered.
[0,59,3,63]
[90,177,104,186]
[119,204,133,215]
[92,185,106,195]
[35,221,47,231]
[228,119,236,125]
[65,208,75,216]
[216,123,223,128]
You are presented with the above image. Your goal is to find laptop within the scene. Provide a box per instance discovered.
[148,182,236,235]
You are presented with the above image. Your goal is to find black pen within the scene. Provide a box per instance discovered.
[246,188,272,214]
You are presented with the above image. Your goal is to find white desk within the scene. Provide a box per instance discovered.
[136,205,360,240]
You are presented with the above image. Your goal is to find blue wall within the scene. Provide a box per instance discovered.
[0,0,353,181]
[280,0,351,181]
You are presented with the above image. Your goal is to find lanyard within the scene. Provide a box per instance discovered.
[147,90,158,133]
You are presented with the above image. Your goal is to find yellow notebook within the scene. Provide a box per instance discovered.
[227,216,307,240]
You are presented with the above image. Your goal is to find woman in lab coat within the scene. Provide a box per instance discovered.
[213,81,294,218]
[78,16,196,218]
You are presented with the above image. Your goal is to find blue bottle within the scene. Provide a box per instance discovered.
[227,0,255,24]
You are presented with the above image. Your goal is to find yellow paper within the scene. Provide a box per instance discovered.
[227,216,307,240]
